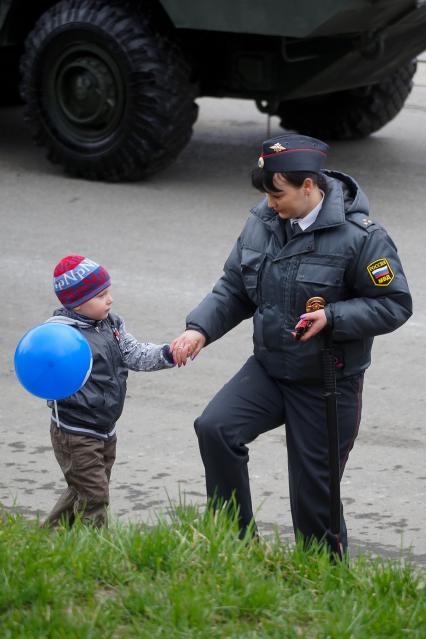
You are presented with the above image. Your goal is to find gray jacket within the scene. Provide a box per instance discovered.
[187,171,412,382]
[48,308,174,439]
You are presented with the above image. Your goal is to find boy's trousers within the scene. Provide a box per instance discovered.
[44,422,116,528]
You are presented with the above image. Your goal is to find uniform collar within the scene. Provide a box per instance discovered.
[302,177,346,231]
[290,192,324,231]
[250,171,366,233]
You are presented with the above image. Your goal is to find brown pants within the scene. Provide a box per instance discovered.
[44,422,116,528]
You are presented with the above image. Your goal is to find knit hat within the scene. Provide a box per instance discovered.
[53,255,111,309]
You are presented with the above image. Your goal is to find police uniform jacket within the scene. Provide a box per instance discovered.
[187,171,412,382]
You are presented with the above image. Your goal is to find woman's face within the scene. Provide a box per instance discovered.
[266,174,310,220]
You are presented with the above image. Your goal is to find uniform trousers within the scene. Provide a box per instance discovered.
[195,356,363,550]
[44,422,116,528]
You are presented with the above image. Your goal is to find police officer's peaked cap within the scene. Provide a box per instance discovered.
[258,134,329,173]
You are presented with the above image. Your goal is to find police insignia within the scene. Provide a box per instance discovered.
[367,258,394,286]
[270,142,286,152]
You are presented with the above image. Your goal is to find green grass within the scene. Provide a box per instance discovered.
[0,504,425,638]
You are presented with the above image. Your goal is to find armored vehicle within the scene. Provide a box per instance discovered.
[1,0,426,181]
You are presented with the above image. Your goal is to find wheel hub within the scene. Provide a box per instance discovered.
[57,56,117,127]
[45,41,125,143]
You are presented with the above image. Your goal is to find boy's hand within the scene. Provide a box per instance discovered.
[170,330,206,367]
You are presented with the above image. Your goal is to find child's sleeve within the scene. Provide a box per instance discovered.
[117,317,175,371]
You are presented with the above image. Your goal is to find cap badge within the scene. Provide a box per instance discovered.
[258,156,264,168]
[270,143,286,153]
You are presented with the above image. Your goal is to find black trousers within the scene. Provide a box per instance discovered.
[195,356,363,550]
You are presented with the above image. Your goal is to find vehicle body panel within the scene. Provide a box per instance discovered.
[159,0,416,37]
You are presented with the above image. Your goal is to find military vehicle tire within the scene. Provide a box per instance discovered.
[276,61,416,140]
[19,0,197,181]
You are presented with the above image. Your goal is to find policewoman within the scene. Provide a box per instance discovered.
[171,134,412,552]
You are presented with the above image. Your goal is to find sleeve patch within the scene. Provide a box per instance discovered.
[367,258,394,286]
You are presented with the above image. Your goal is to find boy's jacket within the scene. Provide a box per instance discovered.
[47,308,173,439]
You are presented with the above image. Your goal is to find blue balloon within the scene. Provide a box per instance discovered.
[14,323,92,400]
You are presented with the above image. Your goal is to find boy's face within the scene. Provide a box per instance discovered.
[74,286,113,321]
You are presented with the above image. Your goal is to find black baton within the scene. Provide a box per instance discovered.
[321,331,343,559]
[294,296,343,558]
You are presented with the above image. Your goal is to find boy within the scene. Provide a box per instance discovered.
[44,254,175,528]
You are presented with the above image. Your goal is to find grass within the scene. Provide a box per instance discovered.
[0,503,425,638]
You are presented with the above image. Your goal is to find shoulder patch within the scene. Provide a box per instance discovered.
[347,213,378,232]
[367,258,394,286]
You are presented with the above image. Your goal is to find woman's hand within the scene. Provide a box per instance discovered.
[170,330,206,367]
[292,309,327,342]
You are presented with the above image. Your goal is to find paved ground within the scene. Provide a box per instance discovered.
[1,58,425,565]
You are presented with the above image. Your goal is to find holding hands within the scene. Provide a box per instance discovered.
[170,308,327,369]
[170,309,327,368]
[170,309,327,369]
[170,330,206,367]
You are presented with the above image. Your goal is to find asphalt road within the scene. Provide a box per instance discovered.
[1,59,425,565]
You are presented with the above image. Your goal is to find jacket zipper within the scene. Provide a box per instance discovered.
[285,257,300,327]
[93,322,124,410]
[258,256,266,307]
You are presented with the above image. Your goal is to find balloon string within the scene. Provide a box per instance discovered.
[54,400,59,427]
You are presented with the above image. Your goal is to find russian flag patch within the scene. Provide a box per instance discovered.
[367,258,394,287]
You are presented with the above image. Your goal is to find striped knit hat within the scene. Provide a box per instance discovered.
[53,255,111,309]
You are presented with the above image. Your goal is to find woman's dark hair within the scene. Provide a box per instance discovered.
[251,168,327,194]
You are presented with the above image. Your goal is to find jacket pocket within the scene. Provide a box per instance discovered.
[296,263,344,287]
[295,262,345,317]
[241,247,265,304]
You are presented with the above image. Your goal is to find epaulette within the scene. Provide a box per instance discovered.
[346,212,378,233]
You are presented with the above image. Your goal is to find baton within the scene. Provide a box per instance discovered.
[295,296,343,558]
[321,329,343,558]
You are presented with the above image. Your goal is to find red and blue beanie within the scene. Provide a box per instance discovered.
[53,255,111,309]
